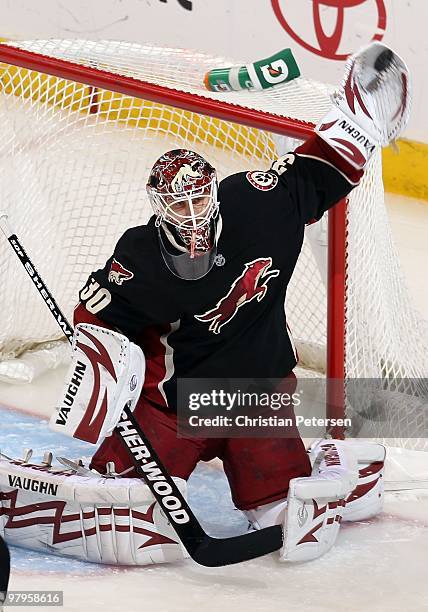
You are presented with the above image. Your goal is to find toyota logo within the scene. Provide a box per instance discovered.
[272,0,387,60]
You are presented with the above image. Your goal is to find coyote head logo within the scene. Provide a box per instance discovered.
[170,164,202,193]
[108,259,134,285]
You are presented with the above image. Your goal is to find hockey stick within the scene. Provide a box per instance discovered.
[0,213,283,566]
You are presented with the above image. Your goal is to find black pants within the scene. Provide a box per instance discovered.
[0,536,9,602]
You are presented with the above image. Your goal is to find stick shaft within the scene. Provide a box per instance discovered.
[0,216,73,343]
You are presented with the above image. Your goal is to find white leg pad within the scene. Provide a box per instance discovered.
[245,441,359,563]
[0,452,188,566]
[244,499,288,531]
[281,441,358,562]
[342,441,386,521]
[281,484,345,562]
[309,440,386,521]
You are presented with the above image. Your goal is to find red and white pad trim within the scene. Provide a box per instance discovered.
[315,42,411,169]
[280,440,358,562]
[49,323,145,445]
[308,440,386,522]
[316,105,377,169]
[0,453,188,566]
[342,441,386,521]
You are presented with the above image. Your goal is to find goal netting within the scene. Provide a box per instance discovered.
[0,39,426,456]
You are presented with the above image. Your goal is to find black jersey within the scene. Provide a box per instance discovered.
[77,151,356,411]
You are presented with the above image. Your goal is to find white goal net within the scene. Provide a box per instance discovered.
[0,39,426,456]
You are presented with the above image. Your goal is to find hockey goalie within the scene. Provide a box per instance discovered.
[0,42,409,566]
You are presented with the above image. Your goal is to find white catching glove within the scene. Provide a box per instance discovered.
[50,323,145,445]
[316,42,411,168]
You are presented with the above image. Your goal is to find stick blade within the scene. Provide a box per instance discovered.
[191,525,283,567]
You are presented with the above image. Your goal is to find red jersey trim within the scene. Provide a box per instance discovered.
[138,321,179,409]
[295,134,364,185]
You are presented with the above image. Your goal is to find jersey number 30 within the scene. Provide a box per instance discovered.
[79,278,112,314]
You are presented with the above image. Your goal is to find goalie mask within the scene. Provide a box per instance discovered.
[146,149,220,280]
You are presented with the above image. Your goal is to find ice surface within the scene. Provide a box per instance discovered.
[0,404,427,612]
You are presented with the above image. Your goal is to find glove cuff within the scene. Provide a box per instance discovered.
[315,105,378,169]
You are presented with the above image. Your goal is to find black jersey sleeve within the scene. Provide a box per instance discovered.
[78,228,152,339]
[270,135,363,225]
